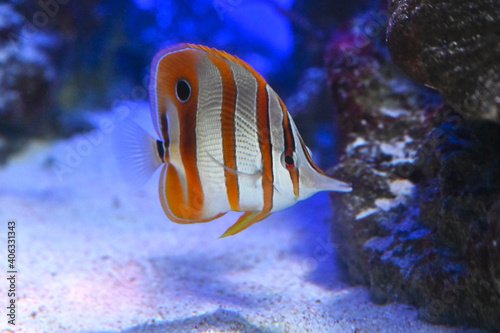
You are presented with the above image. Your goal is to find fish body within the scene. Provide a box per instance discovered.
[120,43,351,237]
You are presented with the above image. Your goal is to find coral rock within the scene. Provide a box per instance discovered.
[328,13,500,331]
[386,0,500,123]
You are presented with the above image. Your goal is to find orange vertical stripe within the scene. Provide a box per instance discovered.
[208,55,240,211]
[163,165,188,220]
[177,56,204,219]
[155,48,205,220]
[279,98,300,199]
[257,82,274,214]
[161,165,227,224]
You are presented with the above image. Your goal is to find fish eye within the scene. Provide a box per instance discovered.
[281,152,297,170]
[175,79,191,103]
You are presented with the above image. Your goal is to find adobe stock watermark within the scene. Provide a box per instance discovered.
[6,220,18,327]
[259,233,338,330]
[395,48,499,180]
[8,0,72,52]
[213,0,243,21]
[337,10,391,66]
[461,74,499,116]
[426,278,467,318]
[51,72,151,182]
[51,118,116,182]
[296,235,336,279]
[396,108,464,178]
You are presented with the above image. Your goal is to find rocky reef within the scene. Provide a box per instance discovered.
[328,3,500,331]
[386,0,500,123]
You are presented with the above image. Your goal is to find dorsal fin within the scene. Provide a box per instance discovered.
[183,43,264,79]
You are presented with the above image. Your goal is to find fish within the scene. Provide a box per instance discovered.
[117,43,352,238]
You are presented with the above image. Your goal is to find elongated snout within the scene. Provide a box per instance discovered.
[314,173,352,193]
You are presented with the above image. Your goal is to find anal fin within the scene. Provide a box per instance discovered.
[219,211,272,238]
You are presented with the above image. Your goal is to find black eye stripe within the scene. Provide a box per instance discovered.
[175,80,191,102]
[281,111,297,168]
[156,140,166,162]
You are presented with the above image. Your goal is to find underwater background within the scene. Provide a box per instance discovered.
[1,0,499,332]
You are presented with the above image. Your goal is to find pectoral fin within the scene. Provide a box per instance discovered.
[113,117,163,188]
[219,211,272,238]
[207,152,262,182]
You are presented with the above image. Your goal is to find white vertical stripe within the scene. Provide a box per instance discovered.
[230,62,264,211]
[289,116,304,199]
[196,56,231,218]
[165,97,189,202]
[267,85,295,212]
[159,164,171,217]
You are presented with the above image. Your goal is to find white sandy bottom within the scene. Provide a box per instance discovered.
[0,113,483,333]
